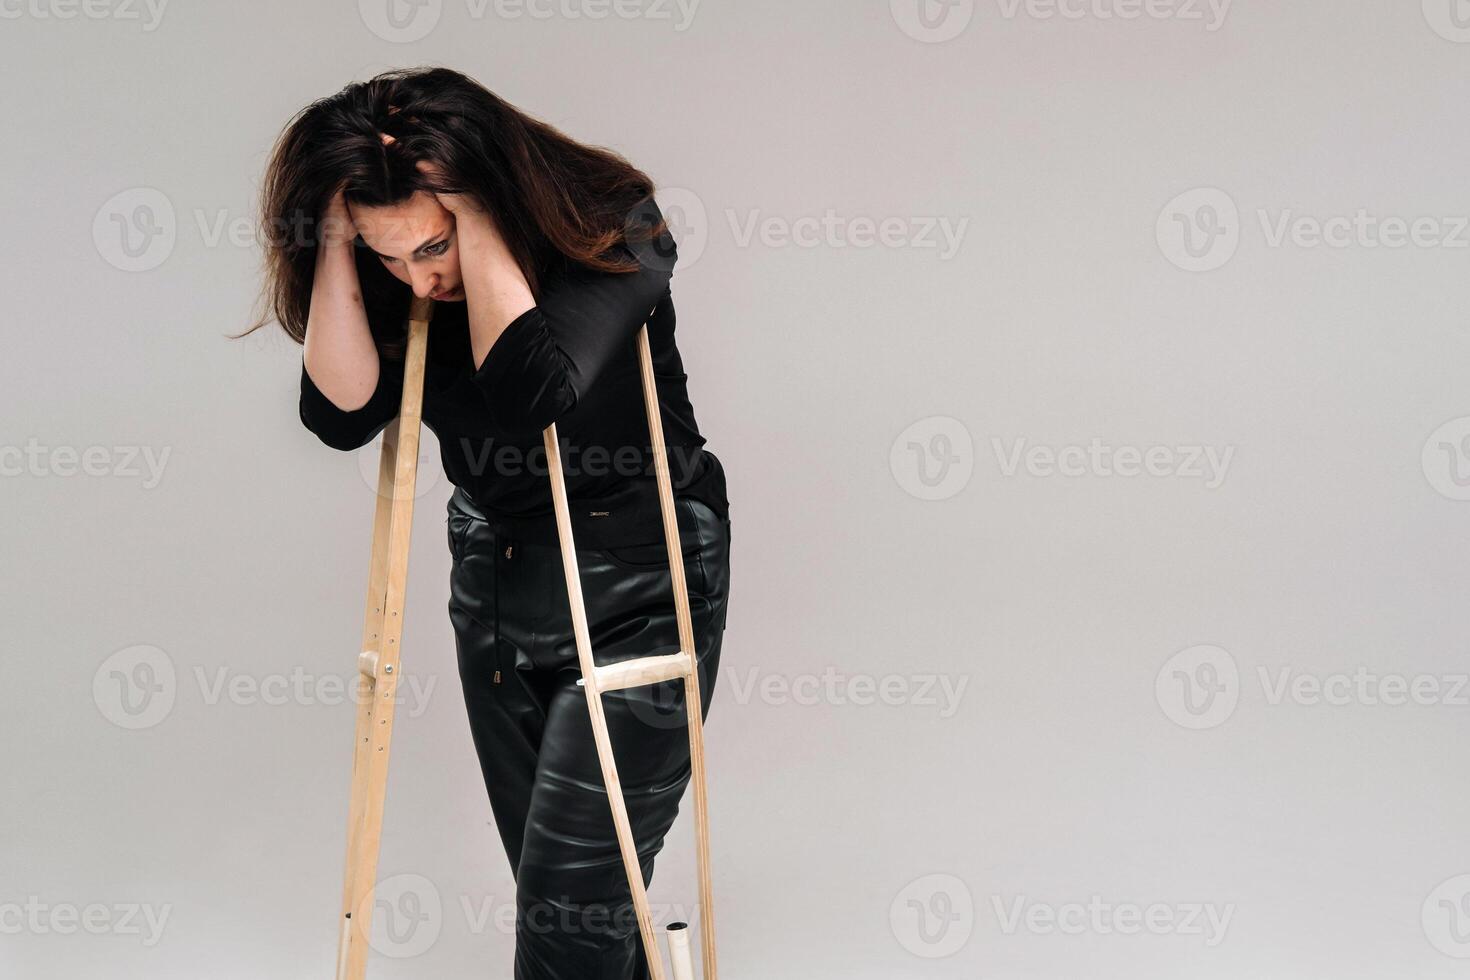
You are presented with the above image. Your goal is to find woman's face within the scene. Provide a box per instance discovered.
[351,190,466,301]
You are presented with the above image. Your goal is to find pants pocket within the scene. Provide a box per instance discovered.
[599,497,705,570]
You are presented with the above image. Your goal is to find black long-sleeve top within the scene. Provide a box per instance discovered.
[298,200,728,549]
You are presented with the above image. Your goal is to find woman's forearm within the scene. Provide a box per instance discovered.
[302,241,381,412]
[457,210,536,370]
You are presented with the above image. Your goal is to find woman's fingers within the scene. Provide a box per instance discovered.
[416,159,481,215]
[321,186,358,249]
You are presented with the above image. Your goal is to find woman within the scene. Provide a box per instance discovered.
[243,66,731,979]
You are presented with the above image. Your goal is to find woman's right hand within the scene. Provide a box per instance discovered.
[320,186,359,250]
[303,183,380,415]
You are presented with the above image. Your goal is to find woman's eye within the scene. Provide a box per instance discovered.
[425,241,449,257]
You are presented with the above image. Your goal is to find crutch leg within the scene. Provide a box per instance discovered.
[335,297,435,980]
[540,320,721,980]
[636,324,719,980]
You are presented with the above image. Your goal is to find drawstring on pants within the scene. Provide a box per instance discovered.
[492,537,513,684]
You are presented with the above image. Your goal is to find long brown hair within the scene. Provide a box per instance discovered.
[237,65,666,358]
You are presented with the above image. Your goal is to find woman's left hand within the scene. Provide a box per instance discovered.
[417,160,484,218]
[417,160,519,267]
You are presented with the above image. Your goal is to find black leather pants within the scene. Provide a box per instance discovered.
[446,488,731,979]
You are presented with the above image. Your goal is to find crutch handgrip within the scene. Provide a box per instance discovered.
[574,651,692,692]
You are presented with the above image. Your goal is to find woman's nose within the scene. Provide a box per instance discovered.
[409,269,438,299]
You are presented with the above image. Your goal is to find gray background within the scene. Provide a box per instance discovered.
[4,1,1470,977]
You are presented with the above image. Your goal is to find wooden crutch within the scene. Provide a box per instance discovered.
[335,299,720,979]
[543,321,720,980]
[336,295,434,980]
